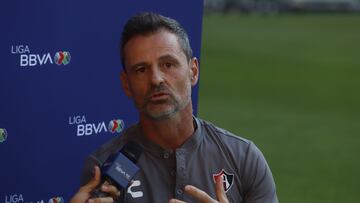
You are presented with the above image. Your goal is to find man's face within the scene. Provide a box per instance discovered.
[121,30,198,120]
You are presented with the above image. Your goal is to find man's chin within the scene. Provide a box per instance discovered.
[143,108,178,121]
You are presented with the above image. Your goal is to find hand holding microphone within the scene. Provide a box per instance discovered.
[70,141,143,203]
[70,166,119,203]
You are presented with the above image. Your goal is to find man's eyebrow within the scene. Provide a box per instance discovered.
[158,54,180,63]
[127,54,181,70]
[129,62,149,71]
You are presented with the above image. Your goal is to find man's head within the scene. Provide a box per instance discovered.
[120,12,192,69]
[120,12,199,121]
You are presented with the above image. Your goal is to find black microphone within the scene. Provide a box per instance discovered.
[91,141,143,199]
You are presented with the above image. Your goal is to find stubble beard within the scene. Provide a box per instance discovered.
[140,84,191,121]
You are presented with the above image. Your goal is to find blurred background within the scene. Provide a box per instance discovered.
[199,0,360,202]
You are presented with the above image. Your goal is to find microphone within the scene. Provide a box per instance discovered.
[91,141,143,198]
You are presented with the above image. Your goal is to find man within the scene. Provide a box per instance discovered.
[71,12,278,203]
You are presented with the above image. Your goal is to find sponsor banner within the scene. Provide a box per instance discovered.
[10,45,71,67]
[0,0,203,201]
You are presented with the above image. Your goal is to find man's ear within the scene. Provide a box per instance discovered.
[120,71,133,98]
[190,57,199,86]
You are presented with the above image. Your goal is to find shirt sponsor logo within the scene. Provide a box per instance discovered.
[213,169,234,192]
[0,128,8,143]
[10,45,71,67]
[69,115,124,137]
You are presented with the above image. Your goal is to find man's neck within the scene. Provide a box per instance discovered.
[139,104,195,150]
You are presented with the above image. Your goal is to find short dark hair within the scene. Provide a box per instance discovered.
[120,12,193,69]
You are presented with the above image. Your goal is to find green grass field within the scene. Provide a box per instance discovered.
[199,14,360,202]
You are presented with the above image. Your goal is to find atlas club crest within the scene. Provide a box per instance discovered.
[213,169,234,192]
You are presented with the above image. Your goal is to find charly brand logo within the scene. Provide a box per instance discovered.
[127,180,143,198]
[0,128,8,143]
[48,197,64,203]
[69,115,125,136]
[10,45,71,67]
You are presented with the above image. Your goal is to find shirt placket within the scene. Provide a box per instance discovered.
[174,149,187,199]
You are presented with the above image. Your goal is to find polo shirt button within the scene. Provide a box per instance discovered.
[177,189,183,195]
[163,152,169,159]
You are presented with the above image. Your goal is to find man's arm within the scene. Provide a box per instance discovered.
[242,142,278,203]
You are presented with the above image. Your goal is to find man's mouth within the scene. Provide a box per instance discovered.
[149,92,170,101]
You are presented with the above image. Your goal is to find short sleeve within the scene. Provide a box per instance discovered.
[242,142,278,203]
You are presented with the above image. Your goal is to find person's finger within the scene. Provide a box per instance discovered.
[88,196,114,203]
[101,182,121,199]
[168,198,186,203]
[79,166,101,193]
[184,185,216,203]
[215,175,229,203]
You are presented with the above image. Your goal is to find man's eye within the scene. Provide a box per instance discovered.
[135,67,146,73]
[163,63,173,69]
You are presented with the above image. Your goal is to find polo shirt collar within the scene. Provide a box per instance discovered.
[135,116,203,157]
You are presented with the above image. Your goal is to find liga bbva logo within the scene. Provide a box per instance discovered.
[69,115,125,136]
[11,45,71,67]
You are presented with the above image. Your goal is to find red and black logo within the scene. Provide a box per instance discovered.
[213,169,234,192]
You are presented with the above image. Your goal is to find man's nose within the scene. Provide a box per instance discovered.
[149,66,165,86]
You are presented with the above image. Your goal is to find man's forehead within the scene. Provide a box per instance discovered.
[126,30,180,50]
[123,30,186,65]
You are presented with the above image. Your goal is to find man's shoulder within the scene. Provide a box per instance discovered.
[197,117,251,146]
[196,117,263,162]
[196,118,278,202]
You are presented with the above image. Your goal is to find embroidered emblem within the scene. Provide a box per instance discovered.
[212,169,234,192]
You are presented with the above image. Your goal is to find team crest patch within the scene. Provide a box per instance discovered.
[212,169,234,192]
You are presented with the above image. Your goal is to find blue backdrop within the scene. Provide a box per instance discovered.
[0,0,203,202]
